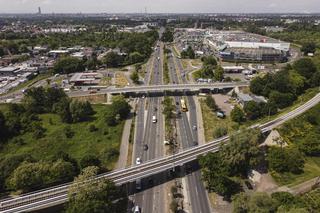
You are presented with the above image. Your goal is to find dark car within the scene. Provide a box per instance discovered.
[143,144,148,151]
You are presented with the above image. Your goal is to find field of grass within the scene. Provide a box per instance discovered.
[271,157,320,187]
[0,104,124,170]
[199,99,238,142]
[192,69,203,80]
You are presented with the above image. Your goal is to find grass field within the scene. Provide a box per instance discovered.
[271,157,320,187]
[0,104,124,170]
[199,99,238,142]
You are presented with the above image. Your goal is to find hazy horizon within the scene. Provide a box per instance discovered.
[1,0,320,14]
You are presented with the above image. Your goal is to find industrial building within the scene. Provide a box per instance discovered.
[69,72,102,86]
[206,30,290,63]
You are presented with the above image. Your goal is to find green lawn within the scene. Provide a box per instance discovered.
[0,104,124,170]
[199,99,238,142]
[271,157,320,187]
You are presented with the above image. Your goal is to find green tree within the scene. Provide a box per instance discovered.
[231,106,246,123]
[111,96,131,120]
[129,51,144,64]
[213,126,228,139]
[66,166,127,213]
[8,161,49,192]
[161,28,174,42]
[220,129,263,176]
[248,192,278,213]
[53,98,72,123]
[214,66,224,82]
[299,132,320,156]
[130,71,140,84]
[269,91,295,109]
[199,152,240,199]
[202,55,217,67]
[232,192,249,213]
[103,52,123,67]
[301,42,316,55]
[244,101,261,120]
[53,57,85,74]
[69,100,94,122]
[293,58,317,79]
[267,147,304,174]
[205,95,218,111]
[80,155,101,170]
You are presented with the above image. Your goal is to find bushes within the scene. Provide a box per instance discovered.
[104,96,131,126]
[213,127,228,139]
[205,95,218,111]
[267,147,305,174]
[8,160,76,192]
[231,106,246,123]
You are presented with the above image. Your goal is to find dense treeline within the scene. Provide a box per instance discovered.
[250,58,320,110]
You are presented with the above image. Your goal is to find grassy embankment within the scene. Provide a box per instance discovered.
[0,104,124,170]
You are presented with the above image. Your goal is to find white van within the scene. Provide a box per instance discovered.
[152,115,157,123]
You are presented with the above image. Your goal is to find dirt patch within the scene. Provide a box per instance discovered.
[72,94,108,103]
[212,94,233,115]
[115,72,129,87]
[254,173,279,193]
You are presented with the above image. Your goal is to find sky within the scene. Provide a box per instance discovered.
[0,0,319,14]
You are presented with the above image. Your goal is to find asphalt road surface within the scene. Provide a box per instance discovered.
[169,50,211,213]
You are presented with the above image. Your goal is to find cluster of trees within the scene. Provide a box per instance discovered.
[301,42,317,55]
[287,104,320,156]
[100,30,158,67]
[268,23,320,51]
[243,100,278,121]
[0,148,115,193]
[161,28,174,42]
[199,130,263,199]
[181,46,195,59]
[195,55,224,81]
[8,160,76,192]
[267,147,304,174]
[66,166,127,213]
[0,151,80,193]
[232,190,320,213]
[250,58,320,109]
[205,95,218,112]
[0,87,94,143]
[130,71,140,84]
[0,40,29,56]
[104,96,131,126]
[53,56,86,74]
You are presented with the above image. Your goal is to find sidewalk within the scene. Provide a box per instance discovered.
[116,116,132,169]
[194,97,205,144]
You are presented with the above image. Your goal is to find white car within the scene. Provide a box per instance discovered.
[136,157,142,165]
[134,206,140,213]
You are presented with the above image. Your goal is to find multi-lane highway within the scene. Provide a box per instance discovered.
[168,48,212,213]
[133,41,166,213]
[1,90,320,213]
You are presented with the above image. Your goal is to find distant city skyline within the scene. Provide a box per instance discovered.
[0,0,320,14]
